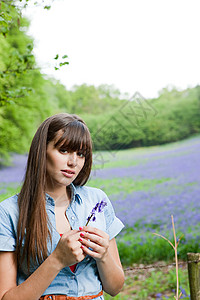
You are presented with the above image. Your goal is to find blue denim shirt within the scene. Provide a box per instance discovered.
[0,184,124,298]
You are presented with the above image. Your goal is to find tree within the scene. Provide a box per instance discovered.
[0,0,69,107]
[0,1,54,164]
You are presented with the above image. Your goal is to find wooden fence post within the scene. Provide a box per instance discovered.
[187,253,200,300]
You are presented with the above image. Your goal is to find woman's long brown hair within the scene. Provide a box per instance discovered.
[16,113,92,271]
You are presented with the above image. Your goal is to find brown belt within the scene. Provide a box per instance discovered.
[39,290,103,300]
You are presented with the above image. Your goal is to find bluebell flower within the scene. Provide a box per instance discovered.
[180,287,187,296]
[98,200,107,212]
[85,199,107,226]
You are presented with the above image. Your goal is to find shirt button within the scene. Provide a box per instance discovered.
[71,216,75,220]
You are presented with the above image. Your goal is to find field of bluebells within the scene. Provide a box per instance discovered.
[88,134,200,265]
[0,135,200,266]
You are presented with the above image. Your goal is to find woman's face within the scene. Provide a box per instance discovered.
[46,133,85,190]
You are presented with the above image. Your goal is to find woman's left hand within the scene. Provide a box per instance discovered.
[79,226,110,262]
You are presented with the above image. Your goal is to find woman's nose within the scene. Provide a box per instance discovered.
[67,152,77,166]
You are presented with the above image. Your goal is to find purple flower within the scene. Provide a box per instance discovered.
[85,199,107,226]
[98,200,107,212]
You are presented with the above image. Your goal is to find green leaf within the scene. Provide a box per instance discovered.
[59,62,69,67]
[1,26,8,34]
[27,44,33,51]
[62,55,68,59]
[54,54,59,60]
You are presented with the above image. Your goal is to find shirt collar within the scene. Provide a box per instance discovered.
[45,183,83,206]
[70,183,83,204]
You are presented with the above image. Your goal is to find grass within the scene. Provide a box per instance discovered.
[92,133,200,170]
[86,177,171,197]
[0,184,20,201]
[104,266,190,299]
[117,228,200,266]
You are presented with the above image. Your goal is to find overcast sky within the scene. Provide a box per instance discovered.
[23,0,200,99]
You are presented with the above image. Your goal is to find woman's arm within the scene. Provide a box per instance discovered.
[79,226,125,296]
[0,252,17,299]
[0,250,62,300]
[0,230,85,300]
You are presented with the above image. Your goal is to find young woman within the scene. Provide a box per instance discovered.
[0,113,124,300]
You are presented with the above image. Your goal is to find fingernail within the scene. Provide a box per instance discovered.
[79,227,83,230]
[79,238,83,242]
[80,232,85,237]
[81,245,84,249]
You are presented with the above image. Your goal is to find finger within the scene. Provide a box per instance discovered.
[79,237,102,252]
[80,232,104,246]
[80,244,108,261]
[71,246,87,263]
[62,230,82,242]
[62,230,80,237]
[80,244,100,259]
[80,226,107,238]
[60,233,83,251]
[80,229,109,247]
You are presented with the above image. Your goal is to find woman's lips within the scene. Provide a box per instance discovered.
[61,169,75,178]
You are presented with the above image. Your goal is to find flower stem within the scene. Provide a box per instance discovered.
[171,215,180,300]
[85,214,94,226]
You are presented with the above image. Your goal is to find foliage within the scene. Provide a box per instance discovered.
[42,78,72,112]
[0,0,68,107]
[87,177,170,197]
[0,2,54,163]
[0,184,21,201]
[41,82,124,115]
[0,1,21,38]
[84,86,200,151]
[0,9,35,106]
[0,12,54,162]
[104,265,190,299]
[116,229,200,267]
[54,54,69,71]
[69,84,123,114]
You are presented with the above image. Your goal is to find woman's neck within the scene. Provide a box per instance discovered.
[46,185,71,204]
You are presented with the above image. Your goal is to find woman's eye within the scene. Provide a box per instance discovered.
[77,152,85,158]
[60,149,68,154]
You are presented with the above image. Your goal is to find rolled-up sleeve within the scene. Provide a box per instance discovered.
[0,201,17,251]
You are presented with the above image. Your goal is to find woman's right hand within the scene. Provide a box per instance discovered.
[52,230,86,269]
